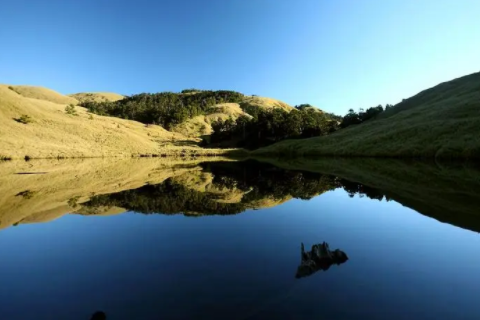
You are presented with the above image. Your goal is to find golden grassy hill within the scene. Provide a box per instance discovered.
[300,105,323,113]
[69,92,124,103]
[172,103,252,137]
[241,96,294,112]
[0,84,239,159]
[7,85,79,105]
[254,72,480,159]
[173,96,294,138]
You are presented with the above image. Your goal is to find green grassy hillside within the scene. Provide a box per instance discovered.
[254,72,480,159]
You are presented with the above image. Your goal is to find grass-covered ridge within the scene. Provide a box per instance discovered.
[254,71,480,159]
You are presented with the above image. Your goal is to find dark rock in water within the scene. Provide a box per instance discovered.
[90,311,107,320]
[295,242,348,278]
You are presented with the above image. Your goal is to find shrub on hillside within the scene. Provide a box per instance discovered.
[65,104,77,115]
[14,114,33,124]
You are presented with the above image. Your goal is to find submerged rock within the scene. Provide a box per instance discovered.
[90,311,107,320]
[295,242,348,278]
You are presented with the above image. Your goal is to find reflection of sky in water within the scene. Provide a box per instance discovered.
[1,189,480,320]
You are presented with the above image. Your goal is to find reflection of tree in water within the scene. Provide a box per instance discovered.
[339,178,387,201]
[84,180,246,216]
[203,161,341,201]
[82,161,389,216]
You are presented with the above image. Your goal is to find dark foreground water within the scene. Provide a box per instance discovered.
[1,160,480,320]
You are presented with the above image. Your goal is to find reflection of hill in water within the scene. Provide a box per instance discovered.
[0,158,232,229]
[2,158,480,233]
[81,161,339,216]
[259,157,480,233]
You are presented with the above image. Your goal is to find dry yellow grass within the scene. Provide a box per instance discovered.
[69,92,125,103]
[172,103,251,137]
[0,84,242,159]
[300,105,323,113]
[241,96,294,112]
[173,97,294,138]
[6,85,79,105]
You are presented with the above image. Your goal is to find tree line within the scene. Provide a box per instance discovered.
[205,102,395,149]
[206,106,339,149]
[79,86,394,145]
[80,90,244,129]
[340,104,393,128]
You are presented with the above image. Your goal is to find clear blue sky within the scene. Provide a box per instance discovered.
[1,0,479,114]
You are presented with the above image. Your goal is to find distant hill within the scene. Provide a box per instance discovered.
[69,92,124,103]
[172,103,250,137]
[173,96,295,137]
[7,85,78,105]
[254,71,480,159]
[241,96,294,112]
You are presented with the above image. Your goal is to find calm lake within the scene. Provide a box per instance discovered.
[1,158,480,320]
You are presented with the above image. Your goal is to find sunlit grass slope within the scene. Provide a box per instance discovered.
[254,72,480,159]
[173,96,294,137]
[69,92,125,103]
[0,85,239,159]
[241,95,294,112]
[8,85,79,105]
[172,103,251,137]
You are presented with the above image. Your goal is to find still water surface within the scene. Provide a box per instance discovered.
[1,160,479,320]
